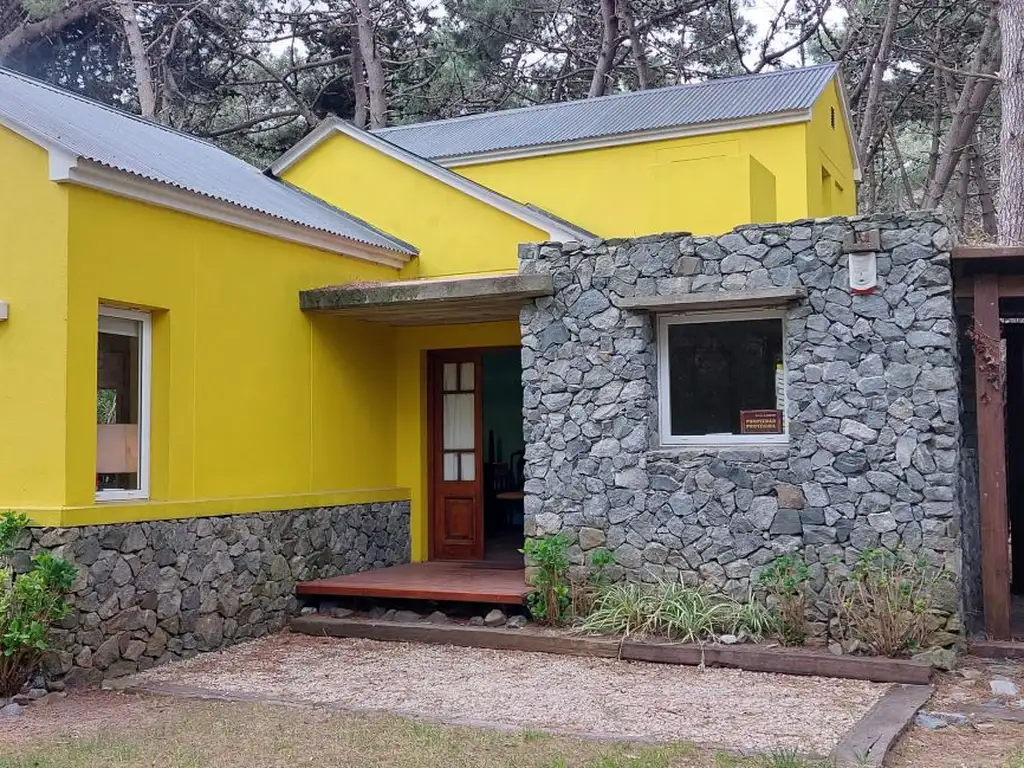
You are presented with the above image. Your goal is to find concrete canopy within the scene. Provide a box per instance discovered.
[299,273,553,325]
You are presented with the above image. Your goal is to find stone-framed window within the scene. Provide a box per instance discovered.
[656,309,787,447]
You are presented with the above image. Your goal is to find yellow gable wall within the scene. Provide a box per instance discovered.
[51,187,406,525]
[0,128,71,512]
[451,122,808,238]
[281,134,548,278]
[806,80,857,217]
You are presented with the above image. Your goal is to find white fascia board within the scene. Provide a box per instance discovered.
[436,110,814,168]
[60,160,411,268]
[271,119,592,242]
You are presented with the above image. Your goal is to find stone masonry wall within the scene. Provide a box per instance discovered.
[15,502,409,683]
[519,212,962,619]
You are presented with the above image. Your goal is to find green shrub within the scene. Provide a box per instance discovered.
[833,548,950,657]
[580,580,775,642]
[522,534,571,624]
[759,556,811,646]
[1,511,77,696]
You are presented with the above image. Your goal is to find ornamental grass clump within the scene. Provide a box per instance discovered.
[833,547,950,657]
[0,511,77,697]
[580,579,776,642]
[759,555,811,646]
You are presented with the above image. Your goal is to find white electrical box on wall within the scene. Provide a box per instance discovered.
[848,252,878,295]
[0,301,8,321]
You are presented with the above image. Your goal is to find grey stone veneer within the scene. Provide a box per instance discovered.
[519,213,963,616]
[15,502,409,682]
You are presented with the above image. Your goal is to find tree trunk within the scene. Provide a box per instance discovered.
[352,0,386,128]
[921,7,1001,209]
[350,26,369,129]
[617,0,652,89]
[115,0,157,120]
[999,0,1024,244]
[589,0,619,97]
[970,143,1000,238]
[856,0,898,160]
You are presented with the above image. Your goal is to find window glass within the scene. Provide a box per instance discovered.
[96,312,147,495]
[665,318,784,439]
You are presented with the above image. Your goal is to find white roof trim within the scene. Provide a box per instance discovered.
[434,109,814,167]
[269,119,595,242]
[1,114,412,268]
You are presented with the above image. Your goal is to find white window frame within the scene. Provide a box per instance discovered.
[96,306,152,502]
[657,308,788,448]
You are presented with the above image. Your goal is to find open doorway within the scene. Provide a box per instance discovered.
[481,348,525,564]
[428,347,524,564]
[1003,321,1024,634]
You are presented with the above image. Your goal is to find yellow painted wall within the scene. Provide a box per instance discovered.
[394,321,521,561]
[46,187,406,525]
[806,80,857,217]
[0,128,70,513]
[281,134,547,279]
[452,125,809,238]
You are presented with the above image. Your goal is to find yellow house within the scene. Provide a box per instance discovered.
[0,62,860,673]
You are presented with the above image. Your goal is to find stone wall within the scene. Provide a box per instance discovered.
[519,212,963,617]
[15,502,409,683]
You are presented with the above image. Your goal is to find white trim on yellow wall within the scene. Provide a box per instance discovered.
[1,115,413,269]
[437,110,814,167]
[269,119,596,243]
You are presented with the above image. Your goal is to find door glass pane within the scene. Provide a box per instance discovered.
[443,393,474,450]
[443,363,458,392]
[460,452,475,482]
[460,362,475,391]
[443,453,459,481]
[97,313,144,492]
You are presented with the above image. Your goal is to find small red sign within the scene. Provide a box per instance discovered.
[739,410,784,435]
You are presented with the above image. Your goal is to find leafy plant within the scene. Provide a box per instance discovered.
[1,511,78,696]
[522,534,571,625]
[833,548,950,657]
[570,548,618,617]
[759,556,811,646]
[580,580,775,642]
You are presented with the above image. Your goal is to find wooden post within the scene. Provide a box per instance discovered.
[973,273,1012,639]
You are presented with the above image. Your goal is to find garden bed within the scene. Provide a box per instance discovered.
[289,615,934,684]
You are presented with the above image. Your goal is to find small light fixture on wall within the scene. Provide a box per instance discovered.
[843,230,881,295]
[0,301,8,321]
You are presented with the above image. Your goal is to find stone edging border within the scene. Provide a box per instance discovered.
[289,616,934,685]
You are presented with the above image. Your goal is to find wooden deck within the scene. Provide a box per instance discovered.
[295,561,530,605]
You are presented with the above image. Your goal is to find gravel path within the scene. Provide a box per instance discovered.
[135,632,887,755]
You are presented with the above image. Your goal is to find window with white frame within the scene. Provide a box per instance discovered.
[96,307,151,501]
[657,310,787,446]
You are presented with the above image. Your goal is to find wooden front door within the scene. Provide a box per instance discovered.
[429,350,484,561]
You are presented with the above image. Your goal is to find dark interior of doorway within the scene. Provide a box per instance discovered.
[1004,321,1024,626]
[481,348,525,565]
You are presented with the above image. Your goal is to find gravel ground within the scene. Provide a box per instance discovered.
[134,632,887,755]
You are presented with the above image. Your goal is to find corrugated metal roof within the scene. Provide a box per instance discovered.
[0,67,415,255]
[375,64,838,161]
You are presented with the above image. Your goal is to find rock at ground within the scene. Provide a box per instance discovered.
[915,713,947,730]
[841,638,862,655]
[300,606,317,615]
[990,679,1020,698]
[506,615,528,629]
[330,607,355,619]
[368,606,388,619]
[426,611,449,624]
[718,634,739,645]
[484,609,506,627]
[1013,700,1024,709]
[382,609,397,622]
[26,688,48,701]
[828,643,844,656]
[1,702,24,717]
[392,610,422,623]
[959,668,983,681]
[912,647,957,671]
[468,616,485,626]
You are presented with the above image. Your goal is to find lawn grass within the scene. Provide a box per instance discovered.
[0,698,778,768]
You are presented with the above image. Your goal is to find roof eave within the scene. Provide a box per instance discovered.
[425,109,815,168]
[56,157,414,268]
[271,119,594,242]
